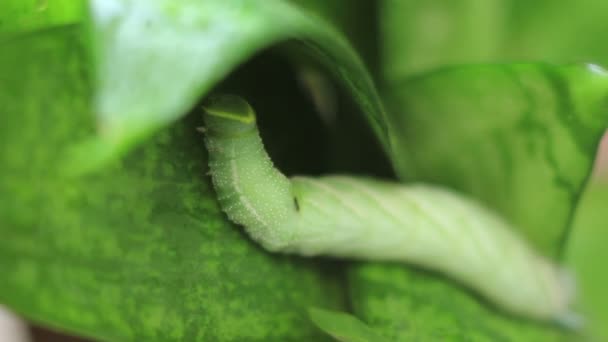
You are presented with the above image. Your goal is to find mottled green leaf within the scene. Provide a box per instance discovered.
[0,0,389,339]
[0,25,342,341]
[386,63,608,255]
[345,63,608,341]
[309,307,389,342]
[348,264,571,341]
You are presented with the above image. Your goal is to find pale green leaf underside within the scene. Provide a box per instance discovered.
[85,0,388,171]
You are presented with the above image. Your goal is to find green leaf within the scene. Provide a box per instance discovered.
[347,263,570,341]
[386,63,608,256]
[344,63,608,340]
[380,0,504,78]
[0,0,85,36]
[565,182,608,341]
[0,25,343,341]
[504,0,608,66]
[85,0,388,171]
[373,3,608,337]
[380,0,608,78]
[309,307,389,342]
[1,0,389,339]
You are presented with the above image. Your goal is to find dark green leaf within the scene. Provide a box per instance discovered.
[309,307,389,342]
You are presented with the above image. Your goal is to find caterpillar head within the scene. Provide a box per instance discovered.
[202,94,257,136]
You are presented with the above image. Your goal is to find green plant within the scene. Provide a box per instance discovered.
[1,1,607,341]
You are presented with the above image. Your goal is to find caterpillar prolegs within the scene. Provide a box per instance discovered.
[201,95,577,326]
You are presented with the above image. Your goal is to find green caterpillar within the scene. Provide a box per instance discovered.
[201,94,576,325]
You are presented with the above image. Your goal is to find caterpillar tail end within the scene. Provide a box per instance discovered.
[553,268,584,331]
[202,94,257,135]
[555,311,584,332]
